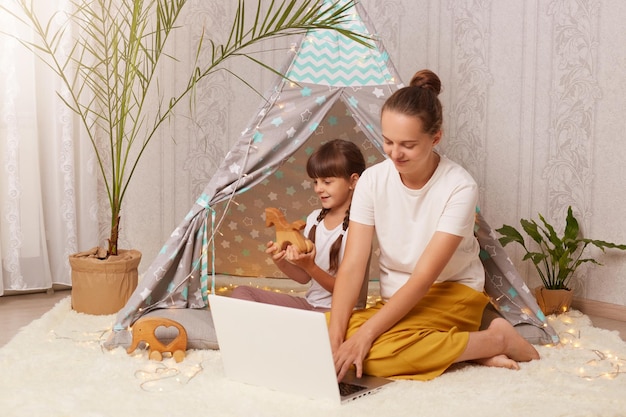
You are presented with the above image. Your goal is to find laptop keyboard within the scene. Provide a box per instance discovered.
[338,382,367,397]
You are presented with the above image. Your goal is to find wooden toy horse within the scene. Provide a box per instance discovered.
[127,317,188,363]
[265,207,314,253]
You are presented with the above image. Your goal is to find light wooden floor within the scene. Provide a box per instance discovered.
[1,289,625,348]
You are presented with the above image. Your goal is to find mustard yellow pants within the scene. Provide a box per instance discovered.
[329,281,489,381]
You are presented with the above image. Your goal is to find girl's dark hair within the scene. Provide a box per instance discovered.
[306,139,365,274]
[381,69,443,135]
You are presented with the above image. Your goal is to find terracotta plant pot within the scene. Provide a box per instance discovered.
[69,248,141,315]
[534,286,573,316]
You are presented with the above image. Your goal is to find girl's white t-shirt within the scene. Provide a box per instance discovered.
[302,209,347,308]
[350,156,485,301]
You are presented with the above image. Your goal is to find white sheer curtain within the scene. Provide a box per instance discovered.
[0,0,98,295]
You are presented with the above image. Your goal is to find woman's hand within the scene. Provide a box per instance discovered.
[332,329,375,381]
[284,243,316,271]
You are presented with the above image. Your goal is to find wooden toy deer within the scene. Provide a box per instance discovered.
[265,207,314,253]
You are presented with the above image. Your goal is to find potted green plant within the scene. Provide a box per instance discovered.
[3,0,368,314]
[496,206,626,315]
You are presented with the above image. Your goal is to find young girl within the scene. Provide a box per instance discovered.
[231,139,368,311]
[329,70,540,381]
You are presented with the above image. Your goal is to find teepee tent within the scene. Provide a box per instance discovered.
[107,1,558,346]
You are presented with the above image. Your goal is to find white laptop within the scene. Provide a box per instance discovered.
[208,294,393,404]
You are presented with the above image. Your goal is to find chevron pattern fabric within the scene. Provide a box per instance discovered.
[286,12,394,86]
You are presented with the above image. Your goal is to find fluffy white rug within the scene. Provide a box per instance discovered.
[1,297,625,417]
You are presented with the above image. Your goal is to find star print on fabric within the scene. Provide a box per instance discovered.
[507,287,519,298]
[139,288,151,300]
[243,217,253,226]
[153,266,167,281]
[228,221,237,231]
[286,127,296,138]
[328,116,338,126]
[242,248,251,256]
[484,244,497,258]
[369,103,381,115]
[271,117,283,127]
[301,180,311,189]
[234,235,243,243]
[227,254,238,263]
[220,240,230,249]
[491,275,503,287]
[253,131,264,143]
[292,201,303,210]
[308,195,319,206]
[315,95,326,105]
[229,162,241,174]
[300,109,312,122]
[286,186,296,196]
[237,203,247,212]
[372,87,385,98]
[300,87,312,97]
[268,192,278,201]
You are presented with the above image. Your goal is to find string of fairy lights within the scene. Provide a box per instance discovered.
[48,306,626,392]
[545,311,626,381]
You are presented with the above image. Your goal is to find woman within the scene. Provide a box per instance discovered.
[329,70,540,381]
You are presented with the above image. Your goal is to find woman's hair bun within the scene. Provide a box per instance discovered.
[409,69,441,95]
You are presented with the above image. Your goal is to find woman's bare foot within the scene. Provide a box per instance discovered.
[474,354,520,370]
[489,318,540,362]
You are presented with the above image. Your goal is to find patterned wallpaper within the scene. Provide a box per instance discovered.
[114,0,626,307]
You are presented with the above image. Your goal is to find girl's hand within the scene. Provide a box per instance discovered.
[265,241,286,263]
[333,329,374,381]
[284,243,316,271]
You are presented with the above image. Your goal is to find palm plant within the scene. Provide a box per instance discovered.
[3,0,369,256]
[496,206,626,290]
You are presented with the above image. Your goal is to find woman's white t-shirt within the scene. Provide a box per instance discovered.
[350,156,485,301]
